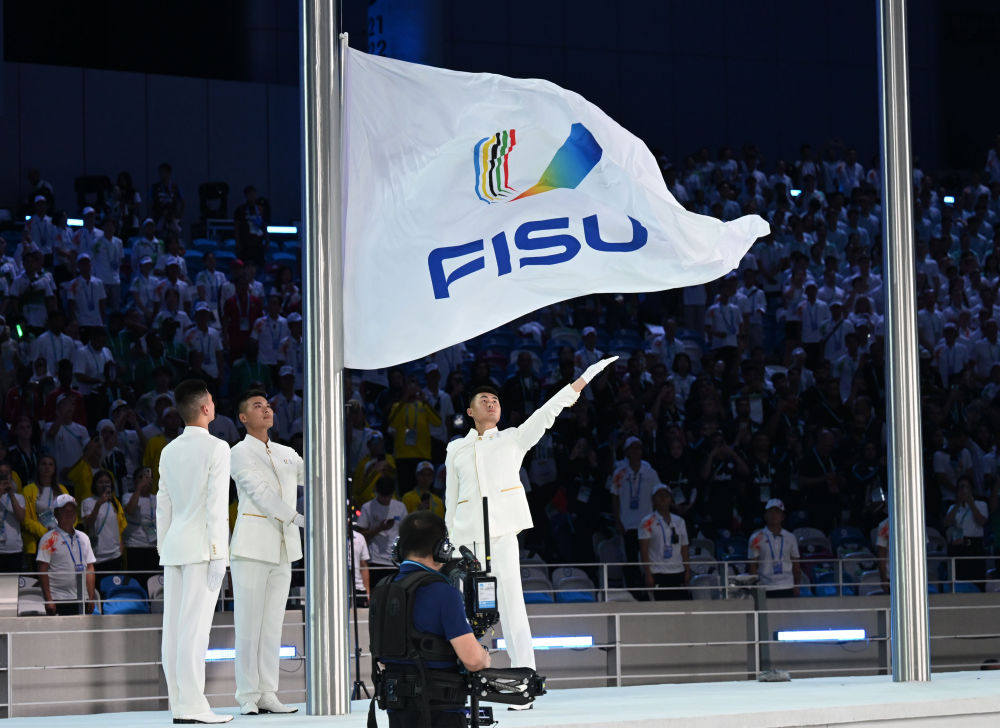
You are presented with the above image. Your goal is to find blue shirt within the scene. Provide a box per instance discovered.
[397,562,473,644]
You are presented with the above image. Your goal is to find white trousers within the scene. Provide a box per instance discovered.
[230,556,292,705]
[489,533,535,670]
[162,561,221,717]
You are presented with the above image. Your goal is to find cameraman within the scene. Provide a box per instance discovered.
[370,511,489,728]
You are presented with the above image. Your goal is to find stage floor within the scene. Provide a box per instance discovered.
[6,671,1000,727]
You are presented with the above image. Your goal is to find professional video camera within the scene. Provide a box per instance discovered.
[445,499,546,725]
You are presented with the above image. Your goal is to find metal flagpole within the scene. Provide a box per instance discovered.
[301,0,351,714]
[877,0,930,682]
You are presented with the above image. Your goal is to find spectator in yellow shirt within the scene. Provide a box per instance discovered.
[22,455,70,568]
[401,460,445,518]
[351,431,396,506]
[386,381,441,493]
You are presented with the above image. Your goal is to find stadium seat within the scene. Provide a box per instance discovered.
[147,574,165,614]
[269,251,297,265]
[858,570,885,596]
[552,567,596,603]
[100,575,149,615]
[689,573,722,600]
[18,576,46,616]
[191,238,217,252]
[689,537,715,558]
[222,238,237,250]
[688,552,717,576]
[925,527,947,556]
[520,575,554,604]
[830,527,869,557]
[594,535,627,593]
[794,527,832,556]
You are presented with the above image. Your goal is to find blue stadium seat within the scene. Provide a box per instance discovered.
[191,238,217,252]
[269,252,297,265]
[222,238,237,250]
[100,575,149,615]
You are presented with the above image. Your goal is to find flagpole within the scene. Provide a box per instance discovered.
[877,0,930,682]
[301,0,350,714]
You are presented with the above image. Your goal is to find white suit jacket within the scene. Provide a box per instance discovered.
[229,436,303,564]
[445,384,579,548]
[156,426,231,566]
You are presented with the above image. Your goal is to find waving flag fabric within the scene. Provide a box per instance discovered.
[342,48,769,369]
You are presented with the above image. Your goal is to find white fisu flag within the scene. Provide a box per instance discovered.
[343,48,769,370]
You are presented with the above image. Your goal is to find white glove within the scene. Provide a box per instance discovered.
[581,356,619,383]
[207,559,227,593]
[293,513,305,528]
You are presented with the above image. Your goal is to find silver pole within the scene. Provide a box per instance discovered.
[877,0,930,682]
[301,0,350,714]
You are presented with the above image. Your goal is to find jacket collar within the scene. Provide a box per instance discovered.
[468,426,500,441]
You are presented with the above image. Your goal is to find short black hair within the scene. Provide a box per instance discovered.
[468,385,500,409]
[238,388,269,414]
[397,511,447,560]
[375,477,397,497]
[174,379,210,423]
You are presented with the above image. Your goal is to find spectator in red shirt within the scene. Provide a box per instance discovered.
[41,359,87,427]
[222,273,263,360]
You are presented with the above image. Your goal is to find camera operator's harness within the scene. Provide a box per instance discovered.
[368,567,469,728]
[368,498,545,727]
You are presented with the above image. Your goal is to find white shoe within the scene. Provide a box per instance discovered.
[240,702,259,715]
[508,702,534,711]
[173,712,233,724]
[256,695,298,714]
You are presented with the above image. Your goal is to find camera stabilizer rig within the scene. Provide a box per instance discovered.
[442,498,547,726]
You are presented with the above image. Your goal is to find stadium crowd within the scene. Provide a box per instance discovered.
[2,135,1000,611]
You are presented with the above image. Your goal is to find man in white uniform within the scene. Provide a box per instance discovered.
[445,356,616,677]
[229,389,304,716]
[747,498,801,598]
[156,379,233,725]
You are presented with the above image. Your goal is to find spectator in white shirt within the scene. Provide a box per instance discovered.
[944,476,989,586]
[74,328,114,425]
[637,484,690,601]
[11,250,56,334]
[422,363,454,462]
[52,211,78,284]
[73,207,101,256]
[184,303,224,382]
[934,322,970,388]
[278,313,304,392]
[250,295,289,367]
[356,477,408,586]
[37,494,97,615]
[704,274,742,371]
[195,252,227,318]
[129,256,159,324]
[153,289,192,333]
[823,301,854,364]
[45,395,91,481]
[32,311,77,377]
[797,282,832,369]
[747,498,801,597]
[131,218,163,274]
[80,470,125,575]
[66,254,106,329]
[92,218,124,311]
[735,267,767,352]
[122,466,158,581]
[610,437,660,598]
[154,258,190,315]
[0,463,26,573]
[28,196,57,258]
[269,366,303,442]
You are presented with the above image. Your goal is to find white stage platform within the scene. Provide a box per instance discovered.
[6,671,1000,727]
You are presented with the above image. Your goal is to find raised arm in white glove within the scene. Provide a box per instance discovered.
[207,558,227,593]
[573,356,619,391]
[293,513,305,528]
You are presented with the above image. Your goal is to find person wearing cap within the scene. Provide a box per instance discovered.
[195,251,227,317]
[351,430,396,506]
[445,355,618,671]
[610,435,663,599]
[90,216,124,310]
[278,312,304,392]
[154,255,190,309]
[131,218,163,274]
[157,379,233,724]
[704,273,743,373]
[251,294,289,369]
[747,499,801,598]
[45,394,91,481]
[574,326,604,371]
[402,460,445,517]
[10,248,56,334]
[796,280,831,370]
[185,302,224,384]
[73,206,101,255]
[387,378,442,493]
[37,494,97,615]
[269,365,302,443]
[28,194,56,257]
[129,255,159,322]
[228,389,304,715]
[67,253,106,330]
[638,484,690,600]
